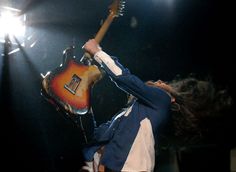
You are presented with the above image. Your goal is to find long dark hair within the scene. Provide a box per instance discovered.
[163,76,233,147]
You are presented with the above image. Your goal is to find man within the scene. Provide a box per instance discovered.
[80,39,232,172]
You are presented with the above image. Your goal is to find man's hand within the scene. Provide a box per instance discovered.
[82,39,102,56]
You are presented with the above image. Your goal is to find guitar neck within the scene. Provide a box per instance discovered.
[82,13,115,59]
[81,0,125,60]
[95,13,115,44]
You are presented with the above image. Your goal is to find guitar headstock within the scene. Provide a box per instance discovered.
[109,0,125,17]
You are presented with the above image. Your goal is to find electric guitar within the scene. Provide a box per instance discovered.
[41,0,125,117]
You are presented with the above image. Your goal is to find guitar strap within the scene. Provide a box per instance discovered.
[78,116,88,143]
[72,107,97,145]
[80,107,97,144]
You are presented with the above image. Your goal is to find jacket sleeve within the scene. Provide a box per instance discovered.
[93,51,171,109]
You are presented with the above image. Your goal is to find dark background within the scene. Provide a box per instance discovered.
[0,0,235,171]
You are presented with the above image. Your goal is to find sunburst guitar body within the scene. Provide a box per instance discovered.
[41,0,125,116]
[42,59,102,115]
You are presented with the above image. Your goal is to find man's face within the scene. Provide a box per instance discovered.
[146,80,172,92]
[146,80,176,102]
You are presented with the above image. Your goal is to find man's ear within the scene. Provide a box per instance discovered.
[171,97,176,103]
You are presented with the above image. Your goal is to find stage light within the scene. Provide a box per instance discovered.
[0,6,26,43]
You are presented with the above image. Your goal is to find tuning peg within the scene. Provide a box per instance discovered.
[119,1,126,7]
[120,5,125,9]
[118,9,124,15]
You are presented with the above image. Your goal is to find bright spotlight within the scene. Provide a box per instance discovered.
[0,6,26,43]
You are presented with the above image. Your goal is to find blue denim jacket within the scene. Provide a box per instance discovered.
[82,56,171,171]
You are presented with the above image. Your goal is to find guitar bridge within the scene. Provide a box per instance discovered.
[64,74,81,95]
